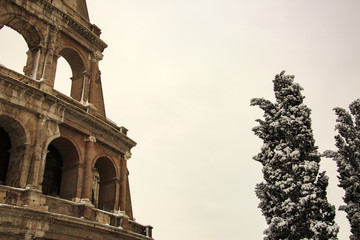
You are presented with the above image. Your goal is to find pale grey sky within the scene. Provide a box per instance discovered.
[1,1,360,239]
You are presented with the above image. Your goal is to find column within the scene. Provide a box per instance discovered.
[10,144,32,188]
[41,25,59,90]
[119,151,131,214]
[81,135,96,205]
[114,176,120,212]
[26,114,50,190]
[74,162,85,202]
[87,51,105,115]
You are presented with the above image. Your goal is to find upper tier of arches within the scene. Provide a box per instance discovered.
[0,0,107,116]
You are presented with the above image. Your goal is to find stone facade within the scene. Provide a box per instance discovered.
[0,0,153,239]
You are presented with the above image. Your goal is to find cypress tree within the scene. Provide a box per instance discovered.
[324,99,360,240]
[251,71,338,240]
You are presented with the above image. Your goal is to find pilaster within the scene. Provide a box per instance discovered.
[88,51,105,116]
[40,25,59,92]
[81,135,97,205]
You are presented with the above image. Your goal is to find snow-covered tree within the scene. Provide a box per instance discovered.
[324,99,360,240]
[251,71,338,240]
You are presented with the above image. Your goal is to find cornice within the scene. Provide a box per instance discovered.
[9,0,108,51]
[40,0,108,51]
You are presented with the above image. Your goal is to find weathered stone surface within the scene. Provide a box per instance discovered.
[0,0,153,239]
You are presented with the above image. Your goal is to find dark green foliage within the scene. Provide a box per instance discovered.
[252,71,338,240]
[325,99,360,240]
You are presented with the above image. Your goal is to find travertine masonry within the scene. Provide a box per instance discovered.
[0,0,153,239]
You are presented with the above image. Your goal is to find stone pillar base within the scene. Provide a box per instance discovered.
[23,187,48,211]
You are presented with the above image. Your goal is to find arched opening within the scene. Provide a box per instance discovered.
[54,47,86,101]
[0,115,27,187]
[0,14,42,78]
[0,26,28,73]
[54,56,73,96]
[0,128,11,185]
[0,14,41,49]
[43,137,80,200]
[42,144,62,197]
[94,157,117,211]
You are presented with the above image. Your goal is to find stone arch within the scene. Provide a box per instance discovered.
[55,45,87,101]
[43,137,80,200]
[93,156,118,211]
[0,114,28,187]
[0,26,28,73]
[0,13,43,77]
[0,13,42,49]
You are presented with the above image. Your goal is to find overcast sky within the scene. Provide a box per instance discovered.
[1,0,360,239]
